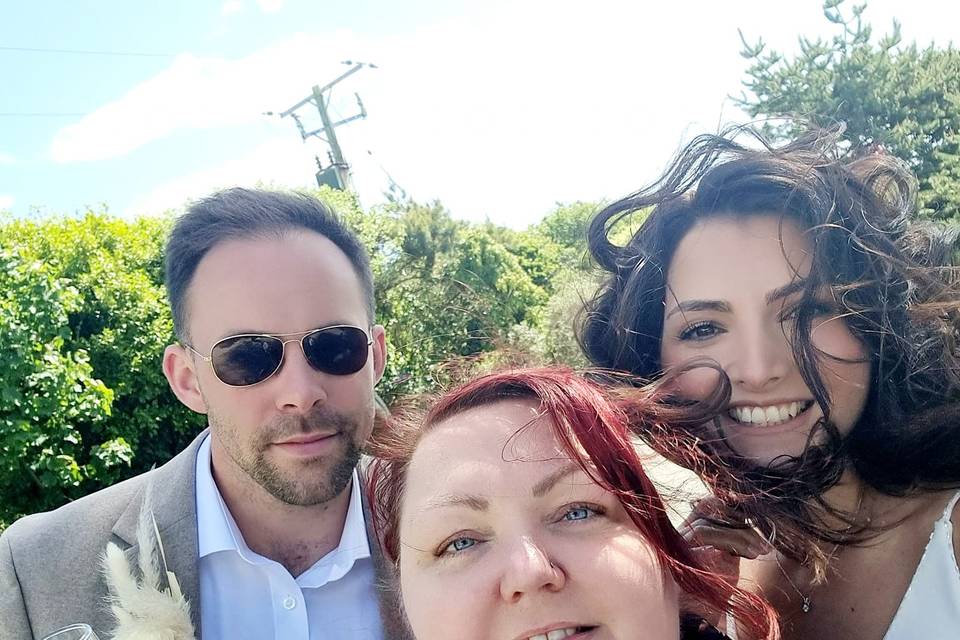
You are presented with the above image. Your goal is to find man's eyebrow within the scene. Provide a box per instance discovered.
[423,493,489,512]
[531,462,582,498]
[664,299,731,320]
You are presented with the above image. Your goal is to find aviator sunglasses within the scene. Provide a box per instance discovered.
[183,324,373,387]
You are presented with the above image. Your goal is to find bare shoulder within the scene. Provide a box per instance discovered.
[888,489,960,565]
[905,487,960,572]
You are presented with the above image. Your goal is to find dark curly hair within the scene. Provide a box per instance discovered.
[579,122,960,572]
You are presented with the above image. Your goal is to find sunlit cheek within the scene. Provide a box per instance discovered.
[592,535,679,630]
[810,316,868,362]
[598,533,664,580]
[398,530,488,636]
[399,556,452,635]
[661,365,724,402]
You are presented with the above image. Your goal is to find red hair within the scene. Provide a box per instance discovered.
[367,366,779,640]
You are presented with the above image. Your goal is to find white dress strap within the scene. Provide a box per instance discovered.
[940,489,960,522]
[883,489,960,639]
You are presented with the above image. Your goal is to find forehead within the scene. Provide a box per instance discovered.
[404,400,573,499]
[185,230,368,342]
[667,214,812,295]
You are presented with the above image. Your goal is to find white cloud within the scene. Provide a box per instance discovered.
[125,136,318,216]
[256,0,283,13]
[55,0,959,228]
[0,195,14,210]
[221,0,243,16]
[55,0,761,225]
[0,152,15,166]
[50,32,367,164]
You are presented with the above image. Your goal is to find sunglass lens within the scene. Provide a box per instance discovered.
[211,335,284,386]
[303,326,370,375]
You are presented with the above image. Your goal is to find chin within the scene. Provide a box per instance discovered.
[714,414,825,468]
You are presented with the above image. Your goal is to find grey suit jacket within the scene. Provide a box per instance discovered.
[0,432,411,640]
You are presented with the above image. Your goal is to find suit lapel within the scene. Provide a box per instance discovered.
[107,437,409,640]
[111,431,207,637]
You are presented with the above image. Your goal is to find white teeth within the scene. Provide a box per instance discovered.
[529,628,578,640]
[728,402,810,427]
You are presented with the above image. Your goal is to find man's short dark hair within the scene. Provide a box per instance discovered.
[165,187,374,340]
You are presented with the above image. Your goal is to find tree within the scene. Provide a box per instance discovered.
[0,192,600,526]
[534,201,601,256]
[0,213,207,526]
[737,0,960,220]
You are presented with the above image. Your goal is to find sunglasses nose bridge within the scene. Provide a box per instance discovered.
[278,335,310,362]
[265,335,319,384]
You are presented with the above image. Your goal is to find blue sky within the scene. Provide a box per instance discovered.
[1,0,956,228]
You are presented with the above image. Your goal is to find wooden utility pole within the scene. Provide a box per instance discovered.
[269,61,375,191]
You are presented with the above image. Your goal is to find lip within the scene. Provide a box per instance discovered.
[511,623,597,640]
[272,432,340,456]
[727,397,812,409]
[721,400,819,437]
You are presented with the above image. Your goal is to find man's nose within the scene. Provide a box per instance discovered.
[270,340,328,412]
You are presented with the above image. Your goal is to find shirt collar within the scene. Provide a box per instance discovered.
[195,433,371,583]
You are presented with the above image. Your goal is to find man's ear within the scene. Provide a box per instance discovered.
[163,344,209,414]
[371,324,388,385]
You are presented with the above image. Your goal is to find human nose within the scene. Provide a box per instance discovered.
[726,323,793,391]
[270,339,328,412]
[498,536,565,604]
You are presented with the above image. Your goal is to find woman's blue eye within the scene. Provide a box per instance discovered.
[678,321,722,341]
[563,506,595,521]
[445,537,477,553]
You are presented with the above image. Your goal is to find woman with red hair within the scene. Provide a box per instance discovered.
[367,367,779,640]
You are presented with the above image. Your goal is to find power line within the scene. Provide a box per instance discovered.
[0,112,87,117]
[268,61,376,192]
[0,45,173,58]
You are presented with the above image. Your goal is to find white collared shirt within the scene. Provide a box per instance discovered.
[195,434,384,640]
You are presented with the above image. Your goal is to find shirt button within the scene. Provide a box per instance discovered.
[282,596,296,610]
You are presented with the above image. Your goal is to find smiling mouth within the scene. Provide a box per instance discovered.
[278,433,337,445]
[727,401,814,427]
[526,626,596,640]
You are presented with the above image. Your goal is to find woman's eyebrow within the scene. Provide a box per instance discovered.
[665,299,731,319]
[531,462,582,497]
[423,493,489,512]
[419,463,585,512]
[765,279,807,304]
[665,281,809,319]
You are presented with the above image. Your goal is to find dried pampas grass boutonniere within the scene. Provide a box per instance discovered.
[101,489,196,640]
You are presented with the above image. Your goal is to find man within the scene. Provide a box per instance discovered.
[0,189,410,639]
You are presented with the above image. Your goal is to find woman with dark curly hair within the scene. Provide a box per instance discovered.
[367,367,780,640]
[579,123,960,639]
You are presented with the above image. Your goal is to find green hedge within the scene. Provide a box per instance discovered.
[0,191,595,527]
[0,214,206,527]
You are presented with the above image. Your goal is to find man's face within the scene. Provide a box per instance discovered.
[166,230,385,506]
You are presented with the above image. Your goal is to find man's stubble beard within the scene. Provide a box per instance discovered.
[209,404,371,507]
